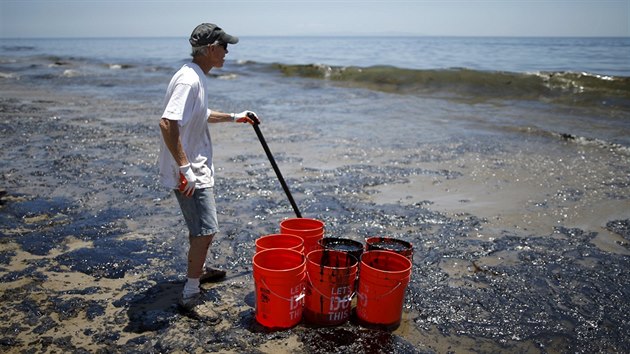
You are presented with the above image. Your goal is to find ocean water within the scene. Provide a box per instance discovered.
[1,36,629,148]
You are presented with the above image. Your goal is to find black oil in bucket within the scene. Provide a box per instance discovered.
[318,237,364,264]
[365,236,413,261]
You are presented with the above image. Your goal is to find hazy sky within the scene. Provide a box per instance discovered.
[1,0,628,38]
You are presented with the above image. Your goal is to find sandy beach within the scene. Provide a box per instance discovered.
[1,78,629,354]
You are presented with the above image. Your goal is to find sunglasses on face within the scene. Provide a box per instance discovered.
[213,41,228,50]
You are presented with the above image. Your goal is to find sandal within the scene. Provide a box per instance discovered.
[200,266,226,283]
[178,292,221,324]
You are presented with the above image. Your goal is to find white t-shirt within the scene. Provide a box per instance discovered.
[158,63,214,189]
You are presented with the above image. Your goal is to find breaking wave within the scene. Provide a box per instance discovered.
[266,63,630,108]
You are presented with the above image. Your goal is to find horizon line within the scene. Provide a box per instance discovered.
[1,34,628,40]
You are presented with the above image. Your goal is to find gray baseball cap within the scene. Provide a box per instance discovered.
[189,23,239,46]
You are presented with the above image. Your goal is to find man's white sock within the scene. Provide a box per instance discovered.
[183,278,200,298]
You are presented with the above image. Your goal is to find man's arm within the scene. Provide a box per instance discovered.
[159,118,188,166]
[207,110,234,123]
[207,110,260,124]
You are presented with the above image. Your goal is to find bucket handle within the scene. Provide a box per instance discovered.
[357,277,409,302]
[306,271,355,303]
[260,277,306,303]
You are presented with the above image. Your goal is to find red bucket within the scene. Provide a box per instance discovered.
[280,218,325,255]
[252,249,306,329]
[304,249,358,326]
[255,233,304,254]
[356,250,412,330]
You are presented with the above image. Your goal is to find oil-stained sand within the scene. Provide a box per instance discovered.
[1,85,629,353]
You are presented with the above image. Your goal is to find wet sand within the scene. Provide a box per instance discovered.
[1,82,629,353]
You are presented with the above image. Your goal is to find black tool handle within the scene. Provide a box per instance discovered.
[248,113,302,218]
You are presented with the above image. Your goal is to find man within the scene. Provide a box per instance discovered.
[158,23,259,323]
